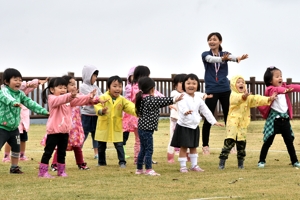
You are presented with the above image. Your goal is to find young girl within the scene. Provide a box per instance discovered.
[201,32,248,155]
[168,74,213,163]
[218,75,276,170]
[38,77,96,178]
[171,73,224,173]
[122,66,136,159]
[0,68,48,174]
[135,77,183,176]
[257,66,300,168]
[49,75,101,171]
[129,65,163,164]
[2,78,48,162]
[168,74,186,163]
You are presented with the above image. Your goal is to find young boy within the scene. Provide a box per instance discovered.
[218,75,276,169]
[94,76,136,168]
[80,65,103,159]
[0,68,48,174]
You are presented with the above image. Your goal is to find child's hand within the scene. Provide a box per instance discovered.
[13,103,21,107]
[184,110,192,115]
[169,104,177,111]
[38,78,49,85]
[214,122,225,127]
[269,92,277,102]
[175,94,184,103]
[99,99,108,106]
[71,90,78,98]
[89,89,96,99]
[284,88,293,93]
[102,107,108,114]
[26,82,38,88]
[203,94,213,100]
[242,88,251,100]
[237,54,248,63]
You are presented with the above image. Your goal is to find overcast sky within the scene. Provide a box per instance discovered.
[1,0,300,82]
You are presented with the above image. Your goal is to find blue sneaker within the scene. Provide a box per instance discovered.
[293,162,300,168]
[257,162,265,168]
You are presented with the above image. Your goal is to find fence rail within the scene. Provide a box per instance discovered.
[1,71,299,120]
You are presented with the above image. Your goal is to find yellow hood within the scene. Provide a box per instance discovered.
[230,75,245,93]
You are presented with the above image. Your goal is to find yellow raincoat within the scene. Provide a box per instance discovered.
[226,75,270,141]
[94,91,136,142]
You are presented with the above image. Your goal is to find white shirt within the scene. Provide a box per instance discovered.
[271,94,288,113]
[177,92,216,129]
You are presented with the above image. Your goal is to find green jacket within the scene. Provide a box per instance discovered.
[0,85,48,131]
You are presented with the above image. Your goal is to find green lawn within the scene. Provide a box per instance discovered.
[1,120,300,200]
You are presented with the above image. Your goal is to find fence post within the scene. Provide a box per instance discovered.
[68,72,75,77]
[250,77,256,120]
[287,78,292,100]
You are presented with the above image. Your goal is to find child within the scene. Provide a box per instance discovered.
[94,76,136,168]
[0,68,49,174]
[257,66,300,168]
[50,75,102,171]
[130,65,163,164]
[168,74,186,163]
[218,75,276,170]
[135,77,184,176]
[122,66,136,159]
[2,78,48,162]
[80,65,103,159]
[168,74,212,163]
[39,77,96,178]
[171,73,224,173]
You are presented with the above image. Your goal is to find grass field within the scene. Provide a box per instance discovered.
[1,120,300,200]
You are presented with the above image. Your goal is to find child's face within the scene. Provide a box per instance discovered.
[50,85,67,96]
[108,80,122,98]
[235,78,245,93]
[91,74,97,85]
[184,78,198,96]
[67,78,77,93]
[6,76,22,91]
[270,70,282,87]
[176,82,183,93]
[208,35,221,51]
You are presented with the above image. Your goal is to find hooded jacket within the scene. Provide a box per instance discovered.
[124,66,135,100]
[79,65,102,115]
[226,75,270,141]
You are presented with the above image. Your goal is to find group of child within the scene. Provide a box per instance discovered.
[1,61,300,177]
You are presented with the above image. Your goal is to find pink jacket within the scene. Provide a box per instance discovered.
[258,83,300,119]
[46,93,92,134]
[18,79,39,133]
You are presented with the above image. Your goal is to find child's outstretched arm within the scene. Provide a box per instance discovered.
[213,122,225,127]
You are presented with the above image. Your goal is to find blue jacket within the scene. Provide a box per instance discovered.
[202,50,231,93]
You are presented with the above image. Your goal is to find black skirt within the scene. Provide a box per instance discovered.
[170,124,200,148]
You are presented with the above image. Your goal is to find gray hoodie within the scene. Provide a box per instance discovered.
[79,65,102,115]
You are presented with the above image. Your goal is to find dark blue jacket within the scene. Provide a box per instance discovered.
[202,50,231,93]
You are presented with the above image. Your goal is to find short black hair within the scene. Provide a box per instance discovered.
[3,68,22,85]
[182,73,200,92]
[263,66,281,86]
[93,70,99,76]
[42,77,68,103]
[172,73,186,88]
[107,75,123,89]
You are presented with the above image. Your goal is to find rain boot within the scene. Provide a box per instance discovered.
[238,159,244,169]
[124,146,130,159]
[219,159,226,170]
[38,163,55,178]
[57,163,67,177]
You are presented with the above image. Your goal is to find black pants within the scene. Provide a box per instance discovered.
[41,133,69,164]
[219,138,246,161]
[123,131,130,145]
[98,141,126,165]
[202,90,230,147]
[259,118,298,164]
